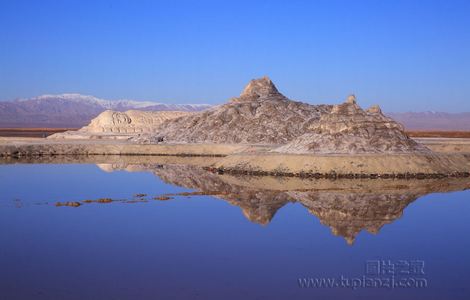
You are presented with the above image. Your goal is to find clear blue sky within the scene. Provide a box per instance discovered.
[1,0,469,112]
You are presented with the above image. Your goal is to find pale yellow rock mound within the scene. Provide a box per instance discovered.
[49,110,192,139]
[82,110,192,134]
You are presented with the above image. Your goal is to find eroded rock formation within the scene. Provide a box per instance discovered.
[137,77,332,144]
[274,95,429,154]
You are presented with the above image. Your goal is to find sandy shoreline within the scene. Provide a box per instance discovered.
[1,137,470,177]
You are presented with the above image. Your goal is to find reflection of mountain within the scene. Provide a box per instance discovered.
[153,164,293,224]
[101,163,470,244]
[291,192,417,245]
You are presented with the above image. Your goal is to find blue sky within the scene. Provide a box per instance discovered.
[0,0,469,112]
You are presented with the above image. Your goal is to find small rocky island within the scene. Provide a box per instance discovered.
[1,77,469,177]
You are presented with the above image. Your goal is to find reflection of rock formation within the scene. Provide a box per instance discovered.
[289,192,418,245]
[153,165,292,224]
[99,163,470,244]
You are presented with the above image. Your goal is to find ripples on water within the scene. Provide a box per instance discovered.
[1,157,469,299]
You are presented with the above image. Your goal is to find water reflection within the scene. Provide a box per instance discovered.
[2,158,470,299]
[95,162,470,245]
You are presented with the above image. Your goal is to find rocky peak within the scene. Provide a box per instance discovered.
[237,76,282,100]
[367,105,382,114]
[331,94,362,114]
[346,94,356,104]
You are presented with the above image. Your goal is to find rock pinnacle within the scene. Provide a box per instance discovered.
[239,76,280,99]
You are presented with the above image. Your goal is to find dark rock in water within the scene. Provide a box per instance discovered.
[97,198,113,203]
[154,196,171,201]
[136,76,332,144]
[55,201,81,207]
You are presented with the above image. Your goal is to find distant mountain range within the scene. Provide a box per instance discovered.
[0,93,469,130]
[386,112,470,131]
[0,94,212,127]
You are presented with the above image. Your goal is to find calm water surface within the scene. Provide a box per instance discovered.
[1,162,469,299]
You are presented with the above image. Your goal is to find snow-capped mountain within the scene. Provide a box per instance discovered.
[0,93,212,127]
[15,94,156,109]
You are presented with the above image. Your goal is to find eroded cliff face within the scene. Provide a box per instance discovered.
[138,77,332,144]
[274,95,429,154]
